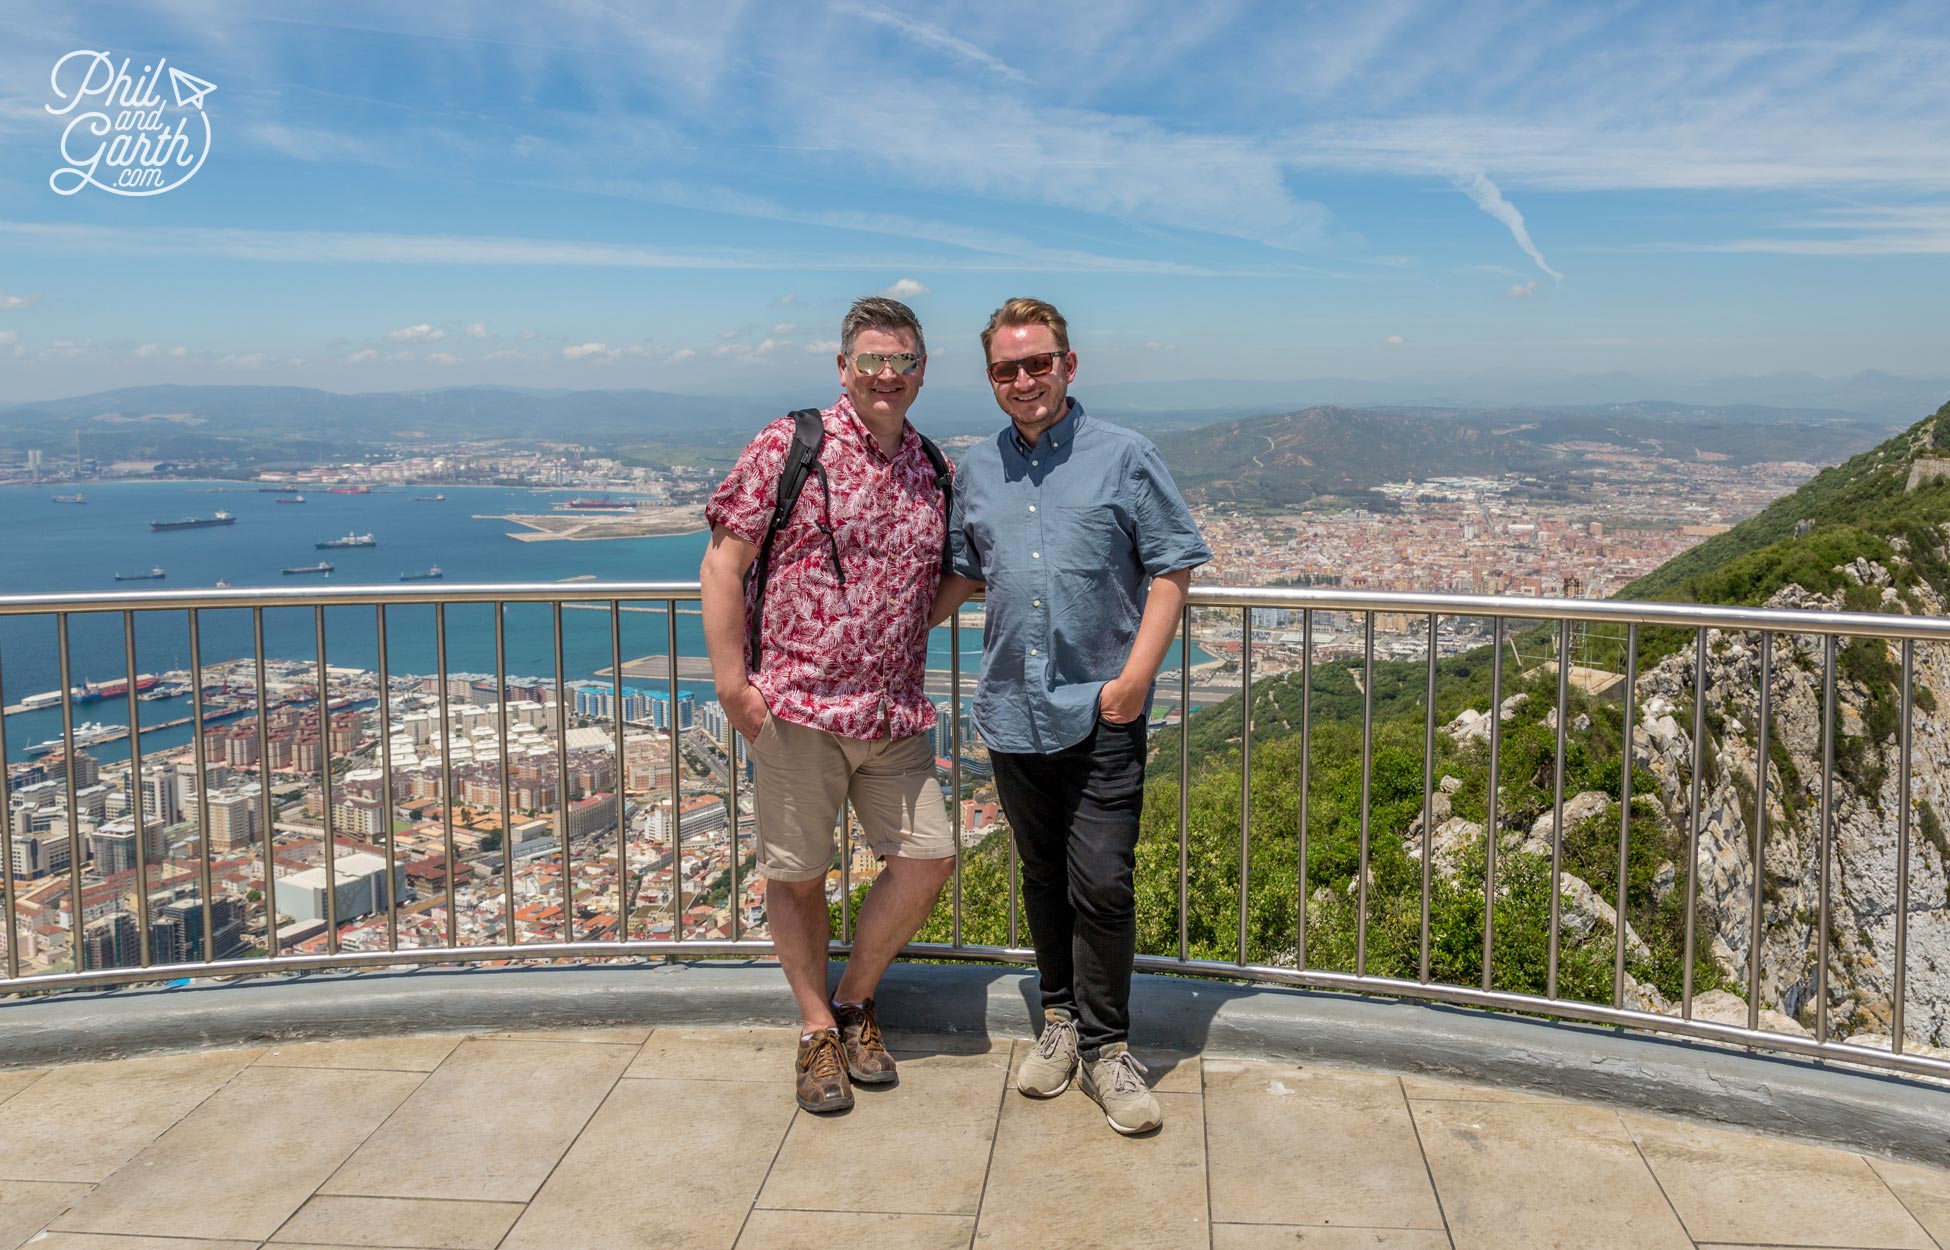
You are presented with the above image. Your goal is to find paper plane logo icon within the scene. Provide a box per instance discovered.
[168,66,216,110]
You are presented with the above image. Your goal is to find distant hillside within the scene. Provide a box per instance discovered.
[1150,402,1895,509]
[1622,398,1950,605]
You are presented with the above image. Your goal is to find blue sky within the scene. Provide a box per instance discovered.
[0,1,1947,404]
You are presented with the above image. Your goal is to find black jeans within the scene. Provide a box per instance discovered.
[989,716,1146,1055]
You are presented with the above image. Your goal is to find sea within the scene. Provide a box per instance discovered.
[0,481,1205,763]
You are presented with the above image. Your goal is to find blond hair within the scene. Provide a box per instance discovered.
[980,297,1069,359]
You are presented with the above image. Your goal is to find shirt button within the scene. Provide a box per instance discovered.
[1033,598,1042,607]
[1031,551,1040,559]
[1028,505,1036,513]
[1030,648,1039,656]
[1031,459,1039,466]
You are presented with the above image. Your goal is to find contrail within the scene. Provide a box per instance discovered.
[1454,169,1562,282]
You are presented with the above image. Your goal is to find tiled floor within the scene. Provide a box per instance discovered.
[0,1026,1946,1250]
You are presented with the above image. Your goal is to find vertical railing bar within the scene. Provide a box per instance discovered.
[1750,631,1772,1033]
[493,604,516,945]
[1817,633,1835,1044]
[1483,616,1504,992]
[839,797,853,946]
[1683,628,1707,1019]
[664,600,680,943]
[187,611,215,964]
[951,609,964,948]
[1177,603,1190,963]
[57,615,86,973]
[315,606,338,956]
[252,610,276,961]
[123,611,153,968]
[434,603,457,949]
[374,605,398,953]
[1420,613,1436,984]
[0,639,16,980]
[1007,801,1019,950]
[611,600,628,943]
[726,600,742,944]
[1238,606,1252,966]
[1547,619,1570,1001]
[552,603,571,941]
[1296,608,1312,971]
[1894,638,1914,1055]
[1613,624,1638,1010]
[1356,611,1374,978]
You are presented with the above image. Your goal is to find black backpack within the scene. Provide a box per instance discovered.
[744,408,953,670]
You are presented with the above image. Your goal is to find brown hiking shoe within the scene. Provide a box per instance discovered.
[832,999,898,1084]
[795,1029,854,1113]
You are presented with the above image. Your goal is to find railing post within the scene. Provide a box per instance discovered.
[1238,606,1252,966]
[374,604,398,952]
[315,605,338,956]
[1547,618,1570,1000]
[1894,638,1914,1054]
[1356,611,1374,978]
[1421,613,1436,984]
[1612,623,1638,1009]
[1749,631,1773,1033]
[1178,603,1191,964]
[1683,627,1707,1020]
[123,610,153,968]
[435,603,458,949]
[1296,608,1311,971]
[1483,616,1504,991]
[1817,633,1835,1042]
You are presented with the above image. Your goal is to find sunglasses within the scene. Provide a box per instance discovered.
[850,351,923,376]
[986,351,1065,385]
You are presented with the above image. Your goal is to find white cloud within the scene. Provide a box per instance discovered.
[753,338,778,355]
[0,292,38,310]
[563,342,609,359]
[668,347,696,363]
[805,340,840,354]
[1453,170,1562,282]
[426,351,460,366]
[168,346,188,358]
[133,343,161,359]
[1382,335,1405,345]
[217,353,271,368]
[772,292,799,307]
[465,322,489,339]
[834,4,1029,84]
[388,350,416,363]
[388,323,446,342]
[1503,281,1539,299]
[771,323,796,335]
[345,349,380,364]
[0,330,17,347]
[881,277,929,298]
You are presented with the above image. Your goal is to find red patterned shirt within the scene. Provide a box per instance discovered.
[705,396,950,740]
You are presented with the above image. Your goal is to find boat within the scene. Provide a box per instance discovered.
[52,493,85,504]
[561,497,636,511]
[21,675,163,707]
[26,721,123,756]
[327,485,371,495]
[282,561,334,575]
[214,579,231,589]
[400,565,444,581]
[150,511,235,531]
[413,494,445,502]
[114,567,166,581]
[275,495,306,504]
[316,532,376,549]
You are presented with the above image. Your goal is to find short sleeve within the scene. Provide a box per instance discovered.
[1129,440,1212,577]
[704,418,795,546]
[947,452,985,582]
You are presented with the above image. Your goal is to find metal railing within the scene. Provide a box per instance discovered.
[0,581,1944,1082]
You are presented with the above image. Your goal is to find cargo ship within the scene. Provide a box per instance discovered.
[327,485,371,495]
[316,532,376,549]
[19,675,162,708]
[562,497,635,511]
[114,567,166,581]
[276,494,306,504]
[283,561,334,575]
[400,565,443,581]
[53,493,86,504]
[150,511,235,531]
[413,494,445,502]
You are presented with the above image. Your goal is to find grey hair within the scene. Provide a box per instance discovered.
[839,296,927,358]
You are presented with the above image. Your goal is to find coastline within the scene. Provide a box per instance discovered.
[476,507,707,542]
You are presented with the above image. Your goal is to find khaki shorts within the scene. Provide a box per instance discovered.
[749,712,955,882]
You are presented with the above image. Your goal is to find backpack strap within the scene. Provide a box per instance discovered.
[743,409,825,672]
[916,433,954,573]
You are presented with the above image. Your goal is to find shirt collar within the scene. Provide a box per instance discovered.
[832,393,916,463]
[1010,397,1082,456]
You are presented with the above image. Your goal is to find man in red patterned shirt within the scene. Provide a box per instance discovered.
[700,296,957,1114]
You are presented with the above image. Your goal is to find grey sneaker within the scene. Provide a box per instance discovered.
[1016,1009,1079,1097]
[1080,1043,1162,1135]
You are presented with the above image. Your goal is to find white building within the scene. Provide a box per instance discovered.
[273,850,402,924]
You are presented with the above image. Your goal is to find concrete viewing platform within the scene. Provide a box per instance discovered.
[2,964,1949,1249]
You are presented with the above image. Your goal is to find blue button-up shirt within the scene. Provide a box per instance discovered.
[949,399,1211,754]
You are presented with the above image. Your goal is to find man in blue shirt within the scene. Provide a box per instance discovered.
[932,297,1211,1135]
